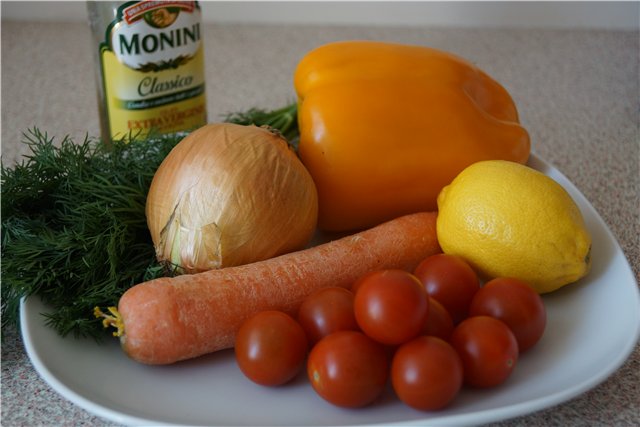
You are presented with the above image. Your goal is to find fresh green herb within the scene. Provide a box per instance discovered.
[2,105,299,340]
[224,102,299,148]
[1,129,180,339]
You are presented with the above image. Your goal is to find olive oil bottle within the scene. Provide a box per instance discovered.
[87,1,207,142]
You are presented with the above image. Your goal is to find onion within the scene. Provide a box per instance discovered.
[146,123,318,273]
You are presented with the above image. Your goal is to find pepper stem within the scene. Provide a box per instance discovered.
[94,306,124,337]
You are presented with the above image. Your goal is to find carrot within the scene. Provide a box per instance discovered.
[105,212,440,365]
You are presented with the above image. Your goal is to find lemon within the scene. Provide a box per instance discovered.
[436,160,591,294]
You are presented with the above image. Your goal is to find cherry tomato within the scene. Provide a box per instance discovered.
[297,287,358,345]
[307,331,389,408]
[450,316,519,388]
[235,311,308,386]
[354,270,429,345]
[423,296,454,340]
[391,336,463,411]
[469,277,546,352]
[413,254,480,324]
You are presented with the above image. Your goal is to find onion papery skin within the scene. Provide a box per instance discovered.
[146,123,318,273]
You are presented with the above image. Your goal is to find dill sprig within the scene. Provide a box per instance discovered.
[1,128,180,340]
[224,102,299,148]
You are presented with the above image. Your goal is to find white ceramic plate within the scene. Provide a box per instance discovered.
[21,154,640,427]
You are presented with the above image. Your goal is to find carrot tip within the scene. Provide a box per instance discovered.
[94,306,124,337]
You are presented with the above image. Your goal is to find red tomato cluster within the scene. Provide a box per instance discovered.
[234,254,546,411]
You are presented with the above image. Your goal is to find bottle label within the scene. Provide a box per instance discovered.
[100,1,207,139]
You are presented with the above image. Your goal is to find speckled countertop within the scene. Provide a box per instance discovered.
[2,20,639,427]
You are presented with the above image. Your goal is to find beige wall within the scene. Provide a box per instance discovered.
[2,1,638,30]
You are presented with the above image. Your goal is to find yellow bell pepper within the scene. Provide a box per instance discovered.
[294,40,530,231]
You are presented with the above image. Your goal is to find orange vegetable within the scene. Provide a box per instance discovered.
[294,40,530,231]
[109,212,441,365]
